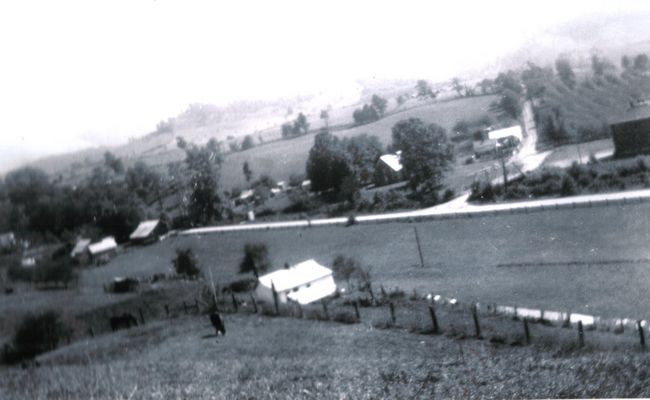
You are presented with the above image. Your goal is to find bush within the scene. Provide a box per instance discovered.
[442,189,455,202]
[172,248,201,277]
[560,175,578,196]
[7,310,70,362]
[223,278,258,293]
[239,243,270,276]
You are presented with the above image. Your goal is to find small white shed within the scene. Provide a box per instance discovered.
[255,259,337,305]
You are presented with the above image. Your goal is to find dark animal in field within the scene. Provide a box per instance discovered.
[110,313,138,332]
[209,312,226,336]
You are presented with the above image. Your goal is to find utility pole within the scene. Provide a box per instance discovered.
[414,227,425,268]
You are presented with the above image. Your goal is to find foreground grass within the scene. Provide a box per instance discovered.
[2,312,649,399]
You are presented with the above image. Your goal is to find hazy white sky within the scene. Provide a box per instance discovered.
[0,0,648,172]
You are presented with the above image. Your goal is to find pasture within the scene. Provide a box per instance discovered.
[2,312,649,399]
[81,201,650,321]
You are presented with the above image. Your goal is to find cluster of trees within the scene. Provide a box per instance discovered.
[281,113,310,139]
[352,95,388,125]
[0,164,144,243]
[470,157,649,203]
[3,310,71,363]
[228,135,255,153]
[306,131,384,201]
[305,117,454,205]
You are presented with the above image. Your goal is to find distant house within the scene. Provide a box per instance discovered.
[301,180,312,190]
[473,125,522,159]
[0,232,16,254]
[20,246,49,268]
[255,259,337,305]
[88,237,118,265]
[129,219,167,245]
[70,238,91,265]
[374,151,403,186]
[610,105,650,158]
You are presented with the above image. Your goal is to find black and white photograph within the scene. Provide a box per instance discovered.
[1,1,650,398]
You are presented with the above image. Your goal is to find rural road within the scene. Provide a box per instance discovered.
[181,187,650,235]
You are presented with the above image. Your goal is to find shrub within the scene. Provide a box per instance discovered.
[332,311,357,324]
[239,243,270,276]
[8,310,70,362]
[172,248,201,277]
[469,181,496,202]
[442,189,455,202]
[223,278,258,293]
[560,175,578,196]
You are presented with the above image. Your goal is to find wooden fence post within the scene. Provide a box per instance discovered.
[428,305,439,334]
[250,294,258,313]
[638,320,646,350]
[231,293,238,312]
[164,304,170,318]
[414,227,425,268]
[138,308,145,325]
[353,300,360,322]
[183,301,188,315]
[523,319,531,345]
[472,304,482,338]
[577,321,585,348]
[87,327,95,338]
[321,300,329,320]
[297,302,304,319]
[368,285,376,305]
[389,302,396,325]
[194,298,200,314]
[271,282,279,316]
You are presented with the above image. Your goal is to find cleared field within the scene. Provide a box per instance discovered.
[78,202,650,321]
[2,312,649,399]
[542,138,615,166]
[219,95,498,190]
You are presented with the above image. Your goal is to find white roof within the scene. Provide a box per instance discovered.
[239,189,254,200]
[258,259,332,293]
[129,220,159,240]
[88,237,117,255]
[301,180,311,187]
[379,153,403,172]
[488,125,522,141]
[270,188,281,194]
[70,238,91,257]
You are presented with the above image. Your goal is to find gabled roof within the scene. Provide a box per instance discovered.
[88,237,117,255]
[258,259,336,305]
[239,189,254,200]
[258,259,332,293]
[129,220,160,240]
[379,153,403,172]
[70,238,91,257]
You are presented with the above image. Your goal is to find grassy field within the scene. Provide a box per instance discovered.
[2,311,649,399]
[67,201,650,322]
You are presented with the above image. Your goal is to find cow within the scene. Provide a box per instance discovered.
[209,312,226,336]
[110,313,138,332]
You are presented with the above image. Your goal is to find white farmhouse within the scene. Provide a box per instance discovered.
[255,259,337,305]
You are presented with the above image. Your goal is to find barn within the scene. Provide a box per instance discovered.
[88,237,118,265]
[374,151,403,186]
[255,259,337,305]
[129,219,167,245]
[610,105,650,158]
[70,238,91,265]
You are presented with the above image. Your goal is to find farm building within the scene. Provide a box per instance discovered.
[129,219,167,245]
[255,259,337,305]
[374,151,403,186]
[88,237,118,265]
[0,232,16,254]
[20,246,49,268]
[610,105,650,157]
[473,125,522,159]
[70,238,91,265]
